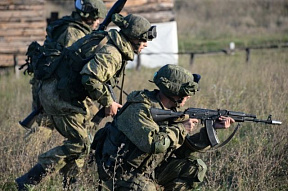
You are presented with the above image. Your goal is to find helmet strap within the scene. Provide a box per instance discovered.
[131,40,141,54]
[120,31,141,54]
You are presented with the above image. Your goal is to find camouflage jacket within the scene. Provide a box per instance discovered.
[97,89,211,177]
[32,12,92,114]
[80,29,134,107]
[44,11,92,48]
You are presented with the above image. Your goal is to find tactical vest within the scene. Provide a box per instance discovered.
[93,90,173,180]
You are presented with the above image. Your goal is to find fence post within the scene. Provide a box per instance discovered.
[190,53,194,65]
[13,54,20,78]
[136,53,141,70]
[245,48,250,63]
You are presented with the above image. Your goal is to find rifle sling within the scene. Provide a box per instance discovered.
[207,123,241,152]
[118,62,126,105]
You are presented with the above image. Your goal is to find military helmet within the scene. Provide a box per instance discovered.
[153,64,200,98]
[75,0,107,19]
[112,13,157,41]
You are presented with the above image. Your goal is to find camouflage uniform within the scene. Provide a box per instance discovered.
[80,29,135,107]
[15,13,156,190]
[95,89,208,191]
[16,0,107,190]
[30,11,100,138]
[33,26,134,185]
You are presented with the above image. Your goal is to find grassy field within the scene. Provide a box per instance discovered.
[175,0,288,51]
[1,0,288,190]
[1,49,287,191]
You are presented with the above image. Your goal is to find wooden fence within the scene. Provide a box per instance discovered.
[0,0,46,70]
[1,42,287,76]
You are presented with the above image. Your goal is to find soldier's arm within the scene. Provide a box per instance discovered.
[81,74,114,107]
[173,127,211,159]
[80,51,121,107]
[117,102,187,153]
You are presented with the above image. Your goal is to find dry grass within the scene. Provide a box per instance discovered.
[175,0,288,51]
[0,49,287,191]
[184,49,288,191]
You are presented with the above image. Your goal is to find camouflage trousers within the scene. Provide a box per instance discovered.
[100,156,207,191]
[35,78,98,186]
[29,77,98,142]
[38,113,90,177]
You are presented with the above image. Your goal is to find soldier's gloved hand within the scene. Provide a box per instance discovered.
[182,118,198,134]
[105,101,122,117]
[214,116,235,129]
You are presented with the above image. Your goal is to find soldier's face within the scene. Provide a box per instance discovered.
[85,18,100,30]
[138,41,148,53]
[90,19,100,30]
[169,95,190,108]
[179,96,190,107]
[130,39,148,54]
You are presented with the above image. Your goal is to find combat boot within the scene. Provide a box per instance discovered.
[61,163,79,190]
[15,163,46,191]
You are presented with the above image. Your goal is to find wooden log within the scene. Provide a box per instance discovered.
[0,28,46,37]
[0,54,26,67]
[0,54,14,67]
[103,0,173,8]
[125,2,174,13]
[0,0,45,67]
[103,0,148,8]
[0,4,44,10]
[0,0,45,5]
[3,36,45,42]
[0,17,45,22]
[0,40,44,54]
[0,22,47,30]
[0,46,28,54]
[0,10,44,18]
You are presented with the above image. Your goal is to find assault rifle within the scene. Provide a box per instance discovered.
[91,84,117,125]
[150,108,282,147]
[19,0,127,130]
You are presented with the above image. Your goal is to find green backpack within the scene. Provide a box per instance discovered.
[21,30,109,103]
[21,16,91,81]
[20,41,63,81]
[55,30,109,103]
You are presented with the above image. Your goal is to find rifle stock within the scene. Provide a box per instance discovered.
[92,84,117,125]
[19,107,42,130]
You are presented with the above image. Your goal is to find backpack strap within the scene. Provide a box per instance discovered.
[94,35,109,52]
[68,35,110,68]
[118,61,126,104]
